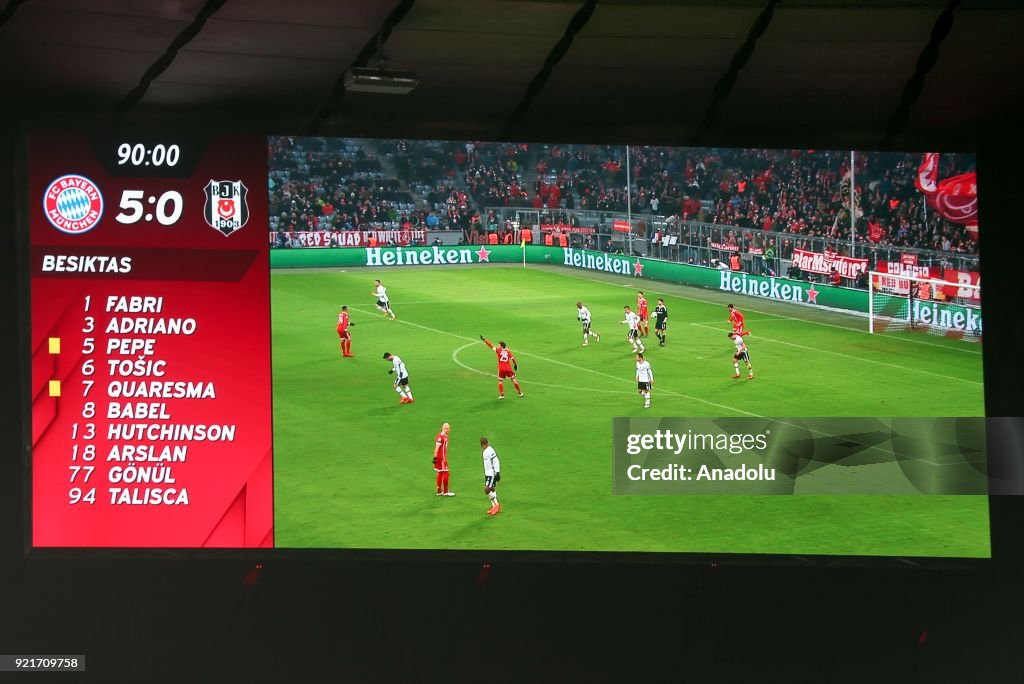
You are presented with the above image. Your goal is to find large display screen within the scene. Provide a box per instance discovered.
[25,133,990,558]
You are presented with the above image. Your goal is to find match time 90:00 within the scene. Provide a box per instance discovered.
[117,142,180,167]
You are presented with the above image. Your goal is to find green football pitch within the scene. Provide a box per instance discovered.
[270,263,990,558]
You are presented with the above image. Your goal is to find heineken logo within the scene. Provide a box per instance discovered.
[912,300,982,333]
[562,249,636,277]
[365,246,483,267]
[719,271,806,303]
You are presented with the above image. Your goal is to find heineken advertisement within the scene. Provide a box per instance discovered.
[270,245,984,324]
[716,270,868,313]
[270,244,563,268]
[911,299,983,335]
[560,248,638,276]
[557,248,871,314]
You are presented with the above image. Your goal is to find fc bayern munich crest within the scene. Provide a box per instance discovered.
[203,180,250,237]
[43,174,104,234]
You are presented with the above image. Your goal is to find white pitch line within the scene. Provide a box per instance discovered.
[689,317,771,327]
[451,343,629,395]
[541,266,983,356]
[690,323,982,386]
[348,307,975,464]
[377,295,556,306]
[450,345,912,462]
[348,306,760,417]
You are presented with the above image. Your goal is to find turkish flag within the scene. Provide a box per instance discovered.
[933,171,978,225]
[915,153,940,194]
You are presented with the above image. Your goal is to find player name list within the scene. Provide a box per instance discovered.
[29,134,273,548]
[55,293,232,508]
[30,248,273,547]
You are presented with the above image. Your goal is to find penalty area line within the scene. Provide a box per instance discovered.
[351,306,927,461]
[347,306,760,417]
[536,266,981,356]
[451,343,627,395]
[690,323,982,386]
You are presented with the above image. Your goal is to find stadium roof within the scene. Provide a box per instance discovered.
[2,0,1022,149]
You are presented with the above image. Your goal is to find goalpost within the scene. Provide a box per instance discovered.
[869,271,982,342]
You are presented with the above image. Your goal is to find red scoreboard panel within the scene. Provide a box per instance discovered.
[28,132,273,548]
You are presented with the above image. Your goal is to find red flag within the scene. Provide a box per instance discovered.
[915,152,939,194]
[868,219,885,243]
[933,171,978,225]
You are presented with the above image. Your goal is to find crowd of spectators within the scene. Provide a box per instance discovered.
[268,137,420,235]
[551,145,977,254]
[269,136,976,256]
[460,142,534,209]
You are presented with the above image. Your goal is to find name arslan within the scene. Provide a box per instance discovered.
[107,444,188,462]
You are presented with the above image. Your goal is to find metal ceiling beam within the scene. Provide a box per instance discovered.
[112,0,229,123]
[304,0,417,136]
[0,0,28,29]
[690,0,780,146]
[879,0,961,149]
[500,0,599,140]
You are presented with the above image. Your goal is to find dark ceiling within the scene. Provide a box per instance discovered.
[2,0,1023,148]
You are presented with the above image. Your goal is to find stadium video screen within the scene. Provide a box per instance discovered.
[25,133,991,558]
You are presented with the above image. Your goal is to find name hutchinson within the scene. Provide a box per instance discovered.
[626,463,777,482]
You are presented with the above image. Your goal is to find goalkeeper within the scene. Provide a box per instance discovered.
[480,336,524,400]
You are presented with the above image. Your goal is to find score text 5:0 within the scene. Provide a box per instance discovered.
[115,190,183,226]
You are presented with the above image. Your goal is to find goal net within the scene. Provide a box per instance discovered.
[869,271,982,343]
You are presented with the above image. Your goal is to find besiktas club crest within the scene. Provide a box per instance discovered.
[203,180,249,236]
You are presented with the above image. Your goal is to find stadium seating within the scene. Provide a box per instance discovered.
[269,137,976,255]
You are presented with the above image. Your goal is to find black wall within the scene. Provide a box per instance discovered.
[1,114,1021,682]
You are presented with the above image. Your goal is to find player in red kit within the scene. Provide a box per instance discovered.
[336,305,354,357]
[637,291,650,337]
[727,303,751,336]
[433,422,455,496]
[480,336,524,399]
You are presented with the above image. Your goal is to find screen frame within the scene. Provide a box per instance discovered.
[13,127,1006,568]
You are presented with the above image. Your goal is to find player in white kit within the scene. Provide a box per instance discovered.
[728,332,754,380]
[383,352,415,403]
[481,437,501,515]
[620,306,645,353]
[372,279,396,320]
[635,353,654,409]
[576,301,601,346]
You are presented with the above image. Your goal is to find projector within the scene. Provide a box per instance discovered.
[344,67,419,95]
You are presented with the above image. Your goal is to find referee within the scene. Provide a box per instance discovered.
[654,299,668,347]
